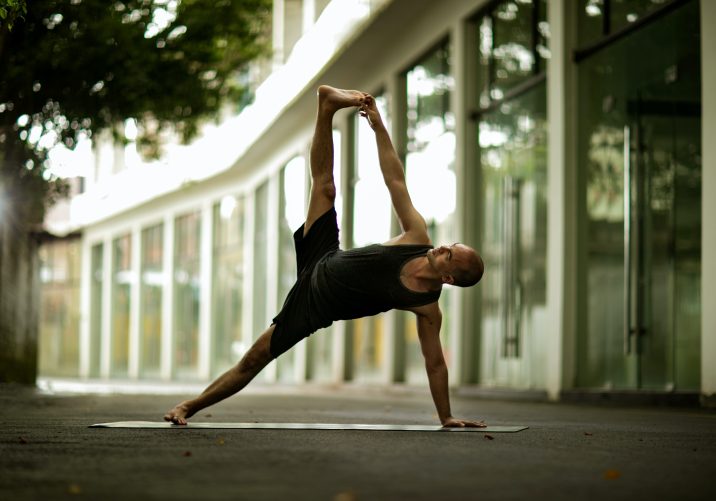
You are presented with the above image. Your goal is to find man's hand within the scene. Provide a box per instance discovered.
[441,417,487,428]
[359,95,382,130]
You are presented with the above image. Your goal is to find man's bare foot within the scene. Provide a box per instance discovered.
[163,401,194,425]
[318,85,368,114]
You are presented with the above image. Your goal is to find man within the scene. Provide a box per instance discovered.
[164,85,485,428]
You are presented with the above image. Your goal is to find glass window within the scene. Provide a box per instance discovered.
[111,234,132,377]
[276,157,307,382]
[212,195,246,377]
[404,39,456,385]
[478,0,549,104]
[174,212,201,379]
[578,0,678,49]
[38,239,81,377]
[140,224,163,378]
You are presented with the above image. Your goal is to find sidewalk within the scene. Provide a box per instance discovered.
[1,382,714,500]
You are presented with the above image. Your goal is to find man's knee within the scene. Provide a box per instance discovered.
[312,179,336,203]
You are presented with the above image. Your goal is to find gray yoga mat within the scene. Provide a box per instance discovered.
[89,421,527,432]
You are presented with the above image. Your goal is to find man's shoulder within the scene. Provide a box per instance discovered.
[382,230,432,247]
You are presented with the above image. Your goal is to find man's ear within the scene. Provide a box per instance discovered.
[442,274,455,285]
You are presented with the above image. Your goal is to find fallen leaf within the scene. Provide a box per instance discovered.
[603,469,621,480]
[333,490,357,501]
[216,438,225,445]
[584,432,593,436]
[205,414,212,418]
[68,484,82,495]
[18,437,28,444]
[484,434,494,440]
[183,451,192,457]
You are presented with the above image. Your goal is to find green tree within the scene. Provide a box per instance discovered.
[0,0,272,382]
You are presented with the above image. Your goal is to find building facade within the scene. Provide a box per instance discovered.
[39,0,716,403]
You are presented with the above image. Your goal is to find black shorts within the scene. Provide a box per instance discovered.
[270,207,339,358]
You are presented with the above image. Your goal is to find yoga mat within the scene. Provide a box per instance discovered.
[89,421,527,432]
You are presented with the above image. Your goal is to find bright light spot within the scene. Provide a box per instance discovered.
[406,132,456,224]
[626,13,637,23]
[219,195,237,220]
[28,125,43,144]
[586,4,601,17]
[124,118,138,141]
[90,81,105,94]
[17,114,29,127]
[167,25,187,40]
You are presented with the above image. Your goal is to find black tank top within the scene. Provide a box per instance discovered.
[310,244,441,323]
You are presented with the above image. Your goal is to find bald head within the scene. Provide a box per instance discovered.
[452,245,484,287]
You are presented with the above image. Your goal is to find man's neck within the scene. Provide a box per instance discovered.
[403,256,442,292]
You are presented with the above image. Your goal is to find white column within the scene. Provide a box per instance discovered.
[78,238,92,378]
[100,236,112,379]
[272,0,286,67]
[161,214,175,381]
[265,173,281,382]
[242,193,255,359]
[302,0,316,32]
[128,225,141,379]
[700,0,716,400]
[198,201,214,380]
[545,0,577,399]
[450,17,475,386]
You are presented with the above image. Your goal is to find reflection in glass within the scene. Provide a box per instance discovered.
[174,212,201,378]
[404,40,456,384]
[351,95,390,382]
[577,0,701,390]
[277,157,306,382]
[140,224,163,378]
[479,84,548,386]
[38,239,81,377]
[112,234,132,377]
[212,195,246,377]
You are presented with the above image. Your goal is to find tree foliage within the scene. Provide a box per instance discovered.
[0,0,26,30]
[0,0,271,228]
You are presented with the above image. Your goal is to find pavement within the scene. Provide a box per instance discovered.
[0,382,714,501]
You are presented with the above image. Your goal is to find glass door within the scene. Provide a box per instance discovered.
[577,0,701,390]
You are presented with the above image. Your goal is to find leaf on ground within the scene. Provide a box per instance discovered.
[216,438,225,445]
[183,451,192,457]
[18,436,28,444]
[484,434,494,440]
[68,484,82,495]
[205,414,212,418]
[603,469,621,480]
[333,490,357,501]
[584,432,593,436]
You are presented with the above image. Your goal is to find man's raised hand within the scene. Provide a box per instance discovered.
[359,95,382,130]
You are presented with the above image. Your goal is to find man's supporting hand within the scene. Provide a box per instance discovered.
[441,417,488,428]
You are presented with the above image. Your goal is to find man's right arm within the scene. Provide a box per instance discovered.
[362,99,428,239]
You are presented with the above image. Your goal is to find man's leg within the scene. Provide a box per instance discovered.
[303,85,367,236]
[163,325,275,425]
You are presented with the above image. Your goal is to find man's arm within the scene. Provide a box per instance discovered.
[410,302,486,428]
[361,97,427,240]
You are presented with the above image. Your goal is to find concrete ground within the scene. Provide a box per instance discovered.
[0,382,714,501]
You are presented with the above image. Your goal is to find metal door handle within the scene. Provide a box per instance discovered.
[623,125,632,354]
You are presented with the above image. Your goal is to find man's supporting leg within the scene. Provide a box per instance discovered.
[303,85,367,236]
[163,325,275,425]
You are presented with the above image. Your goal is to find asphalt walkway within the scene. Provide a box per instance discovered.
[1,383,714,500]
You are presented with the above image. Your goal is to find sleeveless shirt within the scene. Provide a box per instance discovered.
[309,243,441,325]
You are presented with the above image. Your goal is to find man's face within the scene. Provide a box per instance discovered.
[427,243,473,284]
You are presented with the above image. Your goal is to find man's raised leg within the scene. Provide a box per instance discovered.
[163,325,275,425]
[303,85,367,236]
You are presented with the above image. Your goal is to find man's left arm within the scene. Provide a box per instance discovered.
[414,303,486,428]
